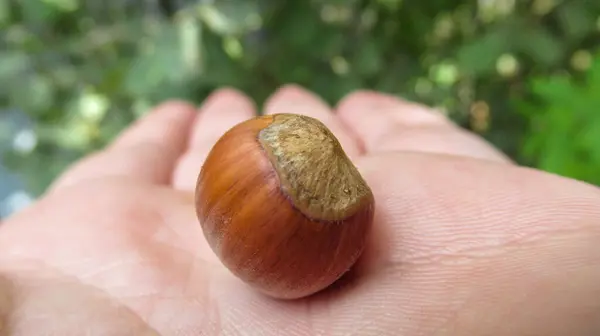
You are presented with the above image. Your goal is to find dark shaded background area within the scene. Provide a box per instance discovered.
[1,0,599,217]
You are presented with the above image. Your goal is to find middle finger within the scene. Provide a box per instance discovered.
[263,84,363,160]
[172,88,256,191]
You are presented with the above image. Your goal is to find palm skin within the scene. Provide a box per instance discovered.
[0,86,598,336]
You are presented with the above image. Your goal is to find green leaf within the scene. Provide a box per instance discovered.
[6,75,55,115]
[20,0,61,23]
[123,25,189,96]
[517,27,564,66]
[456,28,511,75]
[529,75,574,107]
[0,0,10,25]
[556,2,595,40]
[274,3,321,50]
[352,39,382,76]
[0,52,29,81]
[197,2,261,36]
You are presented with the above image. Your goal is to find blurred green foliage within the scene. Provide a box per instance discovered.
[1,0,599,195]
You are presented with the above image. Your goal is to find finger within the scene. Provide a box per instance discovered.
[49,101,197,193]
[172,88,256,191]
[263,84,363,159]
[336,91,512,163]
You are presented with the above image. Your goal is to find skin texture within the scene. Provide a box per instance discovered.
[196,113,374,299]
[0,85,597,335]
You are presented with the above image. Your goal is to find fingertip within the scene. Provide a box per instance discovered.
[263,83,363,158]
[112,99,197,150]
[336,90,512,160]
[264,83,328,114]
[172,87,256,191]
[135,100,198,129]
[273,83,312,99]
[50,99,200,193]
[337,90,391,109]
[152,99,199,115]
[193,87,256,141]
[202,87,256,111]
[336,90,450,128]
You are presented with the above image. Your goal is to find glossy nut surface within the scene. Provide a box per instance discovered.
[195,113,375,299]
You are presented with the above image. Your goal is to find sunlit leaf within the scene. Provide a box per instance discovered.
[197,2,261,36]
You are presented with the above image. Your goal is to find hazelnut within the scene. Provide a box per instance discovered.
[194,113,375,299]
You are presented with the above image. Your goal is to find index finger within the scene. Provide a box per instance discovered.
[48,101,197,194]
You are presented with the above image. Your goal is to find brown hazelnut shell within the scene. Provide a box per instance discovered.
[195,113,375,299]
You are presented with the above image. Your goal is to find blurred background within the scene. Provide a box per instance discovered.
[1,0,599,219]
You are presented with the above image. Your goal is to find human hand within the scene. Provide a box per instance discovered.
[0,86,598,335]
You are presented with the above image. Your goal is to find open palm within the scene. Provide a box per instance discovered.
[0,86,599,335]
